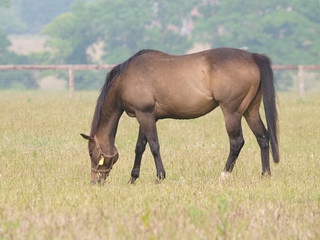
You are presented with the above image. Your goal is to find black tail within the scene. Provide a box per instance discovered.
[253,53,279,163]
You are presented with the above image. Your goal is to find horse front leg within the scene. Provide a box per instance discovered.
[136,111,166,182]
[129,126,147,184]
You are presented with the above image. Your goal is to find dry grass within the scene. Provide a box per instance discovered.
[0,91,319,239]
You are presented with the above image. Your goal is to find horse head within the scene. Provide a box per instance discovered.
[80,134,119,184]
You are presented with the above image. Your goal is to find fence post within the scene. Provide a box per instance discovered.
[298,65,305,100]
[68,65,74,98]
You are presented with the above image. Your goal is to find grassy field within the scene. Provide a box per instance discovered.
[0,91,319,239]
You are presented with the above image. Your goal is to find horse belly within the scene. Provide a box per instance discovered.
[156,92,218,119]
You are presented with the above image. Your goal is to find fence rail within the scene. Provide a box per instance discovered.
[0,65,115,98]
[272,65,320,70]
[1,64,319,99]
[0,65,115,70]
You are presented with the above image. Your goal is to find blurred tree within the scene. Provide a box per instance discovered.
[43,0,197,64]
[12,0,75,33]
[0,0,11,57]
[0,30,11,57]
[0,0,39,89]
[0,0,10,7]
[0,7,27,33]
[42,1,97,64]
[193,0,320,65]
[0,0,75,34]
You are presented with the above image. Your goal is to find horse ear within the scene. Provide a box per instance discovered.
[80,133,93,141]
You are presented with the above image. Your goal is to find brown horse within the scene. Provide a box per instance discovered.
[81,48,279,184]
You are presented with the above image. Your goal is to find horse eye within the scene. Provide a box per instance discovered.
[89,152,93,157]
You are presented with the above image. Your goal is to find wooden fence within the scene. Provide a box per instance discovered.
[1,64,320,99]
[0,65,114,98]
[272,65,320,100]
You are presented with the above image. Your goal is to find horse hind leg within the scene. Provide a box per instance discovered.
[221,111,245,177]
[244,106,271,176]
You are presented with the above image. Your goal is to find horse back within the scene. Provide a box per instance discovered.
[117,48,261,118]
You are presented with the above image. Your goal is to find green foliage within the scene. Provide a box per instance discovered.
[0,30,11,55]
[43,10,94,64]
[0,4,27,33]
[13,0,74,33]
[193,0,320,65]
[43,0,195,64]
[42,0,319,66]
[0,0,75,34]
[73,70,106,90]
[0,44,50,89]
[0,0,12,56]
[0,0,10,7]
[0,71,38,89]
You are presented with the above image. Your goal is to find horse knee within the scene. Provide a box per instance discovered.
[135,140,146,155]
[230,137,244,153]
[257,134,269,149]
[149,141,160,156]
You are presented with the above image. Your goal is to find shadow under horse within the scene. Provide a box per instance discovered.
[81,48,279,184]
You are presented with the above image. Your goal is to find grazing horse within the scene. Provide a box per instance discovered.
[81,48,279,184]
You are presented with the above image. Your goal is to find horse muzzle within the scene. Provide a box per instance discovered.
[91,169,111,185]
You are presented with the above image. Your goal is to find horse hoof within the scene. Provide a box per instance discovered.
[155,178,162,184]
[261,171,271,178]
[219,171,230,181]
[128,177,137,184]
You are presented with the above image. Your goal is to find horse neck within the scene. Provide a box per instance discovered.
[95,102,123,154]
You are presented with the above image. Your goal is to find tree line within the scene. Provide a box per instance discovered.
[0,0,319,89]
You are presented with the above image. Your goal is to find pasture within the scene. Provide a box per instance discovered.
[0,91,319,239]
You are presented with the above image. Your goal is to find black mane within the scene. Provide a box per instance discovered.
[90,49,151,136]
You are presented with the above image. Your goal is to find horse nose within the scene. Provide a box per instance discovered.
[91,180,97,185]
[91,176,107,185]
[91,179,105,185]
